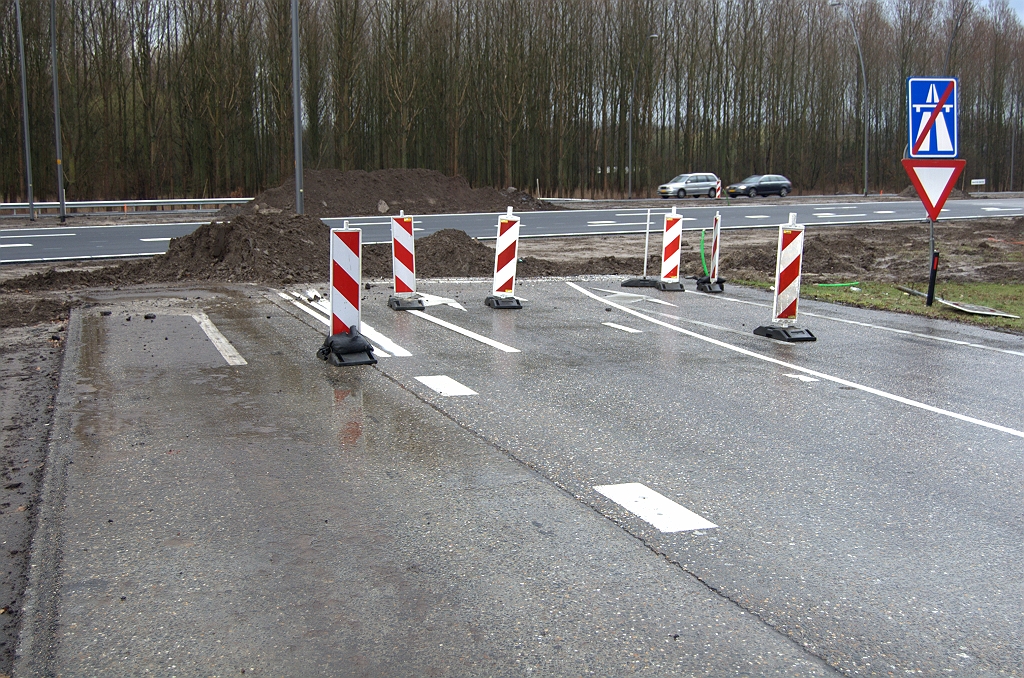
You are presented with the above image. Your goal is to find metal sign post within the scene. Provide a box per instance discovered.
[905,77,961,306]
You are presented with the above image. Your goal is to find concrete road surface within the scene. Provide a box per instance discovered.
[16,279,1024,676]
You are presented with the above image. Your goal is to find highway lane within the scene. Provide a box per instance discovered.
[2,197,1021,263]
[0,222,205,264]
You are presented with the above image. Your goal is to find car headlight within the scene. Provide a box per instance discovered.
[735,185,745,190]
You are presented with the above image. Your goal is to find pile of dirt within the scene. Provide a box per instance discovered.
[899,184,970,199]
[224,168,559,218]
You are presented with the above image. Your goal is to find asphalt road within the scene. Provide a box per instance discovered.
[17,279,1024,675]
[2,197,1022,263]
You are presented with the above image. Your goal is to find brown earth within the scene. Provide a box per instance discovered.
[223,168,559,219]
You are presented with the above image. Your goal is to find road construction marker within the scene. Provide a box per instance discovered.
[330,227,362,335]
[415,375,477,396]
[276,291,401,357]
[658,207,685,291]
[191,312,247,366]
[486,207,523,309]
[754,213,815,342]
[389,211,426,311]
[696,211,725,293]
[568,281,1024,440]
[594,483,717,533]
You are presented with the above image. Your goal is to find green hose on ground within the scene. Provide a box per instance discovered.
[699,230,709,276]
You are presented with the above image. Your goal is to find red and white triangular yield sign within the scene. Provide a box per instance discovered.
[902,158,966,221]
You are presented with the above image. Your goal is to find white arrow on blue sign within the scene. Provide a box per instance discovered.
[908,77,959,158]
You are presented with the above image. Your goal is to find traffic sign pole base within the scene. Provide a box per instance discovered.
[485,295,522,309]
[621,277,659,288]
[656,280,685,292]
[388,295,426,311]
[753,325,816,342]
[695,276,725,293]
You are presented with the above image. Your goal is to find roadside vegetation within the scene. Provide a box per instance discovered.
[2,0,1021,203]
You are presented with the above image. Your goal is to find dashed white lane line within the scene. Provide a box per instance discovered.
[0,243,32,248]
[415,375,477,396]
[406,309,520,353]
[568,281,1024,439]
[687,291,1024,358]
[191,312,247,366]
[602,322,642,333]
[874,210,896,214]
[785,374,820,382]
[745,215,770,219]
[594,483,717,532]
[139,237,172,242]
[0,233,75,238]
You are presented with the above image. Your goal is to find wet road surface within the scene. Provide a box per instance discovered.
[16,279,1024,676]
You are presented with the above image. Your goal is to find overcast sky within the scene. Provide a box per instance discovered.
[1009,0,1024,19]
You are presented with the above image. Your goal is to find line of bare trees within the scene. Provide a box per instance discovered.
[2,0,1023,202]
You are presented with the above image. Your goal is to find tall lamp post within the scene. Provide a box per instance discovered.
[830,1,868,196]
[291,0,304,215]
[15,0,34,220]
[627,33,658,200]
[50,0,67,221]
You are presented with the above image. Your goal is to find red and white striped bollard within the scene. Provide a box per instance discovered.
[485,207,523,309]
[657,207,685,291]
[754,213,815,342]
[388,210,426,311]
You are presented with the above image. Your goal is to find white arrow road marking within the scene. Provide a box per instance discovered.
[602,322,642,333]
[594,483,717,533]
[569,281,1024,439]
[406,309,520,353]
[417,292,467,311]
[785,374,820,382]
[415,375,477,396]
[191,312,247,366]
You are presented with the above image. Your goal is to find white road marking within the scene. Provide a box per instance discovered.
[415,375,477,396]
[360,323,411,357]
[139,237,172,242]
[0,243,32,248]
[0,232,75,238]
[594,483,717,532]
[785,374,820,382]
[569,282,1024,439]
[981,207,1018,212]
[814,213,838,217]
[279,291,331,325]
[874,210,896,214]
[588,220,618,225]
[191,312,247,366]
[684,291,1024,358]
[745,215,770,219]
[406,309,520,353]
[602,322,642,333]
[645,298,678,307]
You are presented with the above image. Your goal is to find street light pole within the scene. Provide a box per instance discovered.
[831,2,868,196]
[627,33,658,200]
[291,0,304,215]
[50,0,67,222]
[15,0,34,220]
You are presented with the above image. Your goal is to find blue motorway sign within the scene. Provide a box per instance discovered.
[908,77,959,158]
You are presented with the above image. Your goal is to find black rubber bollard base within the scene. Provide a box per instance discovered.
[621,277,660,288]
[485,295,523,309]
[753,325,816,342]
[695,276,725,293]
[656,280,685,292]
[388,295,426,311]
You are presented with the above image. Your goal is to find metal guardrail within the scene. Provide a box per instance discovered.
[0,197,253,213]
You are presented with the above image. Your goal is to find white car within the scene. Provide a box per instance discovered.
[658,173,720,199]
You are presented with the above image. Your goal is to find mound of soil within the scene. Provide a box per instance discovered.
[225,168,559,218]
[899,184,970,199]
